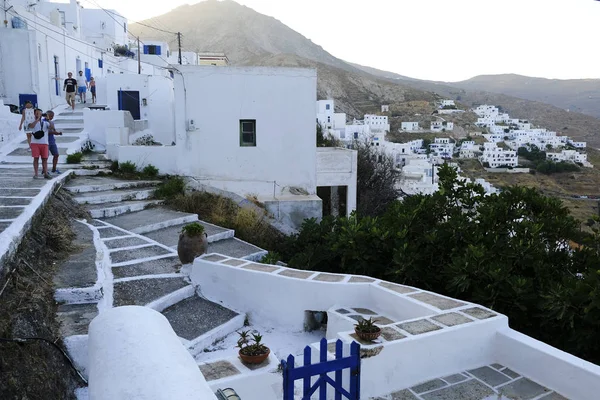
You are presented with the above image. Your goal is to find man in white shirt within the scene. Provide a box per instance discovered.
[77,70,88,104]
[27,108,51,179]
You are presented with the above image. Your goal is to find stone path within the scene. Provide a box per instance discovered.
[370,364,567,400]
[54,173,268,389]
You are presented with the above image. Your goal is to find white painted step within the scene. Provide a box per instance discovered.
[65,177,161,194]
[101,208,199,235]
[86,200,162,218]
[73,188,155,205]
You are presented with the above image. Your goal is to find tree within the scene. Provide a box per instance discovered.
[354,139,402,217]
[281,164,600,364]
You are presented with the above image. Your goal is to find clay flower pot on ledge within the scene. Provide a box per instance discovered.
[237,330,270,365]
[354,317,382,342]
[177,222,208,264]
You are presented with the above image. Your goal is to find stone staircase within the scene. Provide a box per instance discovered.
[55,173,268,387]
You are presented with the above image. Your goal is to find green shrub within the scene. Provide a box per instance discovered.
[155,176,185,199]
[181,222,205,236]
[66,152,83,164]
[119,161,137,173]
[260,252,281,265]
[142,164,159,177]
[110,161,119,172]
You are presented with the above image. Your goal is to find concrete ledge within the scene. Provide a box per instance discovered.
[496,328,600,399]
[145,284,195,312]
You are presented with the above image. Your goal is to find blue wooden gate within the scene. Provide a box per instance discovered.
[281,338,360,400]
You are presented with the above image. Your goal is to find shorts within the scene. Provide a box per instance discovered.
[90,87,96,94]
[78,86,87,94]
[30,143,49,159]
[66,91,76,102]
[49,144,59,156]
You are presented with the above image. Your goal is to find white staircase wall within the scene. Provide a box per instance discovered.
[88,306,217,400]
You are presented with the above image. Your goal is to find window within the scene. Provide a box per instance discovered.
[59,11,66,27]
[143,45,161,55]
[240,120,256,147]
[326,104,330,110]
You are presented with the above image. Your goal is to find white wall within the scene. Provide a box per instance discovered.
[0,100,21,150]
[102,74,175,145]
[168,66,317,198]
[316,148,358,216]
[496,329,600,400]
[88,306,217,400]
[80,8,127,51]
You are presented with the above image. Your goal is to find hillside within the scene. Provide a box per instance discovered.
[129,0,439,118]
[452,74,600,119]
[130,0,600,147]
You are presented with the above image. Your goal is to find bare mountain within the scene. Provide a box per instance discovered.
[130,0,600,146]
[130,0,355,72]
[130,0,436,118]
[451,74,600,119]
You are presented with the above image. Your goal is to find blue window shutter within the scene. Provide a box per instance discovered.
[143,45,149,54]
[156,46,161,56]
[85,68,91,81]
[98,59,103,68]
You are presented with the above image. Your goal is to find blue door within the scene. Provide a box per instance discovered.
[19,94,38,111]
[118,90,140,120]
[54,56,60,95]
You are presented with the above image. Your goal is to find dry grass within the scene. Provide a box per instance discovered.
[168,191,283,251]
[458,150,600,230]
[0,191,89,399]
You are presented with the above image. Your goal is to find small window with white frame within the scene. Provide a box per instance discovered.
[240,120,256,147]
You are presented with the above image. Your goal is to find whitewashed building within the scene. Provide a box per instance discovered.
[316,100,346,137]
[429,138,455,159]
[363,114,390,133]
[568,139,586,149]
[480,142,518,168]
[0,0,160,111]
[430,120,454,132]
[459,141,482,159]
[546,150,588,165]
[439,99,456,108]
[381,104,389,112]
[93,66,357,229]
[401,122,420,132]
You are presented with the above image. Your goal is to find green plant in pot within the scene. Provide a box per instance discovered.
[354,317,381,342]
[237,330,270,364]
[177,222,208,264]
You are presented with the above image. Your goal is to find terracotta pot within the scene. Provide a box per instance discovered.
[239,348,270,365]
[177,232,208,264]
[354,327,381,342]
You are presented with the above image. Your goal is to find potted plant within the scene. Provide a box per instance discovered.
[177,222,208,264]
[237,330,270,365]
[354,317,381,342]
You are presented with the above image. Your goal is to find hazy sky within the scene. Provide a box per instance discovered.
[79,0,600,82]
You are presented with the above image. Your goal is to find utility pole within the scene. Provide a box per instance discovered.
[177,32,182,65]
[137,37,141,74]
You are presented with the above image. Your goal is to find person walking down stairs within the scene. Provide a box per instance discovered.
[64,72,77,111]
[77,71,88,104]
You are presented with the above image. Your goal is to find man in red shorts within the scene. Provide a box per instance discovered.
[27,108,51,179]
